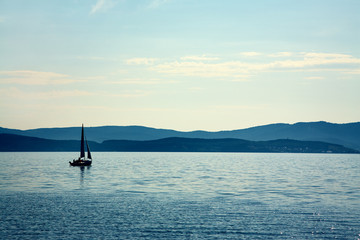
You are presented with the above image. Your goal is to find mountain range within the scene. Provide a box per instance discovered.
[0,134,357,153]
[1,121,359,150]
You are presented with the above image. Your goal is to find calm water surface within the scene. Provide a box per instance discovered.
[0,152,359,239]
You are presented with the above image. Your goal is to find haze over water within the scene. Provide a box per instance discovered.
[1,152,359,239]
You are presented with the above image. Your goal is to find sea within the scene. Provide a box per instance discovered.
[0,152,359,239]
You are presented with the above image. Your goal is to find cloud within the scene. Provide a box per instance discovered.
[212,104,267,111]
[112,90,150,98]
[304,53,352,59]
[148,0,169,8]
[180,55,219,61]
[304,76,324,80]
[344,69,360,75]
[110,77,177,85]
[0,87,93,100]
[76,56,116,61]
[126,58,157,65]
[268,52,293,57]
[151,60,240,78]
[90,0,116,14]
[0,70,77,85]
[0,87,149,102]
[240,52,262,57]
[90,0,106,14]
[268,53,360,69]
[146,52,360,78]
[150,61,256,80]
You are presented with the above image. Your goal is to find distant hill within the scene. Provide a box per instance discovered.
[0,134,358,153]
[0,126,178,142]
[1,121,359,150]
[0,134,102,152]
[100,137,358,153]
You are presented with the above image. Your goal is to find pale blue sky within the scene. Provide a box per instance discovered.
[1,0,359,130]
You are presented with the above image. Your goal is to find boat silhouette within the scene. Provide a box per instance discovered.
[69,124,92,166]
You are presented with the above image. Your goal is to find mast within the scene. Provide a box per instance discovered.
[80,124,85,159]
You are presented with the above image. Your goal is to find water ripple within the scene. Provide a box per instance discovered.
[0,152,359,239]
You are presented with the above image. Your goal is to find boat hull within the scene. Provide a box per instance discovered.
[69,160,92,166]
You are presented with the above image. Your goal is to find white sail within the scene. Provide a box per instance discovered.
[86,139,92,160]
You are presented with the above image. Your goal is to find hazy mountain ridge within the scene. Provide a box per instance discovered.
[0,134,358,153]
[1,121,359,150]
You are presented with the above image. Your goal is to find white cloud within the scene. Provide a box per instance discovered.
[146,52,360,78]
[150,61,251,78]
[37,90,93,99]
[0,70,77,85]
[0,87,149,102]
[110,77,177,85]
[268,53,360,69]
[113,90,150,98]
[304,76,324,80]
[212,104,267,110]
[76,56,117,61]
[126,57,157,65]
[90,0,116,14]
[240,52,262,57]
[90,0,105,14]
[304,53,352,59]
[344,69,360,75]
[268,52,293,57]
[0,87,93,100]
[148,0,169,8]
[180,55,219,61]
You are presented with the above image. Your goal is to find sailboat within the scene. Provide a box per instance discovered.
[69,124,92,166]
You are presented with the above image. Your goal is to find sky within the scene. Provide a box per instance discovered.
[0,0,359,131]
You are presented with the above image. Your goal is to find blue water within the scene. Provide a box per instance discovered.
[0,152,359,239]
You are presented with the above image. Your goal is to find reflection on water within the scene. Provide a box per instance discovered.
[0,152,359,239]
[79,166,91,186]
